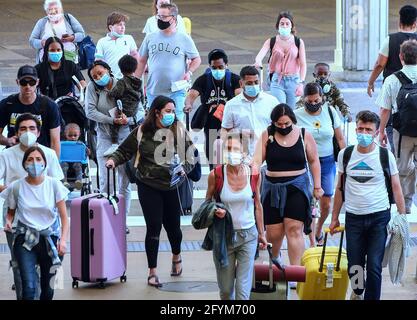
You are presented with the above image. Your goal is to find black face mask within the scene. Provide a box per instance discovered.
[305,101,323,113]
[275,125,293,136]
[157,19,171,30]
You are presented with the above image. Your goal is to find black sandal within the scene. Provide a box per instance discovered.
[170,259,183,277]
[147,274,162,288]
[315,232,324,247]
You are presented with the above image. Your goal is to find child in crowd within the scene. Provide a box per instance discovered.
[296,63,352,121]
[61,123,83,190]
[105,54,143,155]
[95,12,139,79]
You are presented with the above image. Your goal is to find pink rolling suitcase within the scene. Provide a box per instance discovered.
[70,168,127,288]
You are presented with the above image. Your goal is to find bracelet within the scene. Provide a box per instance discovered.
[314,187,321,190]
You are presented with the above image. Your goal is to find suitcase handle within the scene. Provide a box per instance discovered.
[106,167,118,202]
[319,226,345,273]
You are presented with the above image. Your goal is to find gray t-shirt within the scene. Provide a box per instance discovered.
[139,31,199,95]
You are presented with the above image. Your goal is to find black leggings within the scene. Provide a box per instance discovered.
[137,181,183,269]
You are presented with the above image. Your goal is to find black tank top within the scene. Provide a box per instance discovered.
[266,129,306,172]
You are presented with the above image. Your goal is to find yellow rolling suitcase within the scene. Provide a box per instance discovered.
[297,227,349,300]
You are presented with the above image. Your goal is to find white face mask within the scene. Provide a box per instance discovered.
[225,152,242,166]
[48,13,63,22]
[19,131,38,147]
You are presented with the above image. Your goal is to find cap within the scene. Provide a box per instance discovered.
[208,49,228,64]
[17,65,38,81]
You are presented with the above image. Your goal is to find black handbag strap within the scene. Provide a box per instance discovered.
[47,66,58,99]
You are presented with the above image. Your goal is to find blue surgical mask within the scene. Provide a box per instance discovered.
[211,69,226,81]
[25,163,45,178]
[278,27,292,37]
[48,51,63,63]
[357,133,374,147]
[244,84,260,98]
[94,73,111,87]
[110,31,123,38]
[161,113,175,127]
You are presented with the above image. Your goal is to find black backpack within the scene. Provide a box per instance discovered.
[392,71,417,139]
[339,145,394,204]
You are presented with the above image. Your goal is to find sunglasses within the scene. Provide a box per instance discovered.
[19,79,37,87]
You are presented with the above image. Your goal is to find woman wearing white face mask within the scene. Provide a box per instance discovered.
[254,11,307,109]
[205,134,267,300]
[0,146,69,300]
[0,113,64,300]
[29,0,85,64]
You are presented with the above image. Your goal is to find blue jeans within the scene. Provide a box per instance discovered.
[345,210,391,300]
[270,73,300,109]
[319,155,336,197]
[13,234,59,300]
[147,90,187,122]
[213,225,258,300]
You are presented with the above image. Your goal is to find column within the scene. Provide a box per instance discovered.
[342,0,388,80]
[332,0,344,72]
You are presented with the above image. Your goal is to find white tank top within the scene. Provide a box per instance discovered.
[220,165,256,230]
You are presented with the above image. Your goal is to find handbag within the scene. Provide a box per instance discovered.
[327,105,340,160]
[191,104,208,130]
[124,127,143,184]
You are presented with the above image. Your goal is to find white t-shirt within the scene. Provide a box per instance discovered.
[95,34,138,79]
[142,15,187,35]
[0,176,69,230]
[0,144,64,187]
[294,103,341,158]
[337,145,398,215]
[222,92,279,156]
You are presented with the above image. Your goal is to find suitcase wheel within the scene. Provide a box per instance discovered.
[120,275,127,283]
[72,280,79,289]
[98,281,106,289]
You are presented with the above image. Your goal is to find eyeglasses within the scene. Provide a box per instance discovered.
[19,79,37,87]
[157,14,173,20]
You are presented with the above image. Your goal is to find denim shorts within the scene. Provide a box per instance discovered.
[320,154,336,197]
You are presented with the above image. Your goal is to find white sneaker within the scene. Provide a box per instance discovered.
[288,281,297,290]
[103,144,119,157]
[350,291,363,300]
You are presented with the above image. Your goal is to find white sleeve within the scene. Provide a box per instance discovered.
[142,16,153,34]
[0,155,6,181]
[138,35,149,58]
[331,106,342,129]
[222,101,234,129]
[379,36,390,57]
[95,38,105,60]
[128,35,138,52]
[176,15,187,34]
[0,183,16,209]
[375,76,394,110]
[388,150,399,176]
[52,178,70,203]
[337,148,345,173]
[46,150,64,180]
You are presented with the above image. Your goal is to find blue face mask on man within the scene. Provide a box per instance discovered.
[161,113,175,127]
[48,51,63,63]
[357,133,374,147]
[25,163,45,178]
[211,69,226,81]
[94,73,111,87]
[244,84,260,98]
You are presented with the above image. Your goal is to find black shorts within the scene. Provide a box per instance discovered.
[263,176,309,225]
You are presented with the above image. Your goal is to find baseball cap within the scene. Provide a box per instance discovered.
[208,49,228,64]
[17,65,38,81]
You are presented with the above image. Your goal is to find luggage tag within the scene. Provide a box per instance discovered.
[325,263,334,288]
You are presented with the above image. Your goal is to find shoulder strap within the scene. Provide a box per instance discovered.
[327,105,335,128]
[214,165,224,202]
[379,146,394,204]
[47,67,58,99]
[224,69,233,98]
[340,145,354,202]
[12,180,21,207]
[267,36,277,63]
[394,71,412,86]
[299,128,312,187]
[64,13,72,28]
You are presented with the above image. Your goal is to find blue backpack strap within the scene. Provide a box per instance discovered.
[224,69,233,99]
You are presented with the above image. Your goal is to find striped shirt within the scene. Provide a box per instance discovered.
[376,65,417,113]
